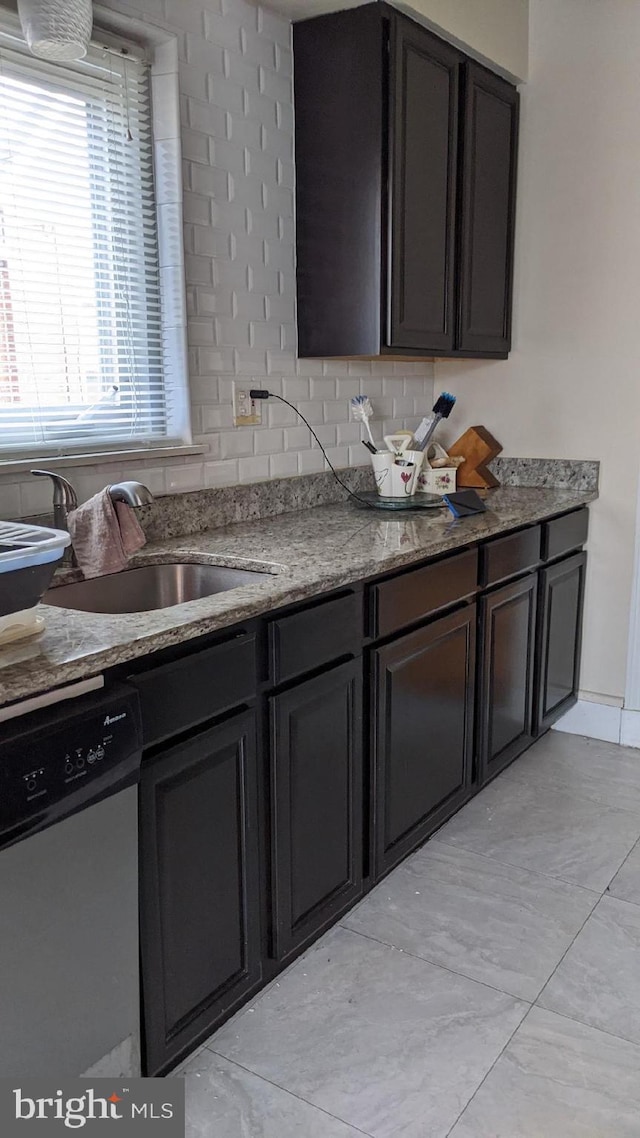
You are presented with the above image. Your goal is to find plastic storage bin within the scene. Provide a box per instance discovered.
[0,522,71,646]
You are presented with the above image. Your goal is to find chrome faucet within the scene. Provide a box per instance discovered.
[31,471,154,564]
[31,470,78,533]
[107,481,154,508]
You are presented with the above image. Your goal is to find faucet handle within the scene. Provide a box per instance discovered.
[31,470,78,510]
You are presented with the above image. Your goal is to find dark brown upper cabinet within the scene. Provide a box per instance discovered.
[388,18,460,353]
[293,3,519,360]
[458,64,519,354]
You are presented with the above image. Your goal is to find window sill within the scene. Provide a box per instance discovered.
[0,445,207,476]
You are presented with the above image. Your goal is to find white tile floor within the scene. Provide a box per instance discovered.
[177,731,640,1137]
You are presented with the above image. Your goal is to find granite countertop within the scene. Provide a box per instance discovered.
[0,485,597,709]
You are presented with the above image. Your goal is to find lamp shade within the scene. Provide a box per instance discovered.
[17,0,93,61]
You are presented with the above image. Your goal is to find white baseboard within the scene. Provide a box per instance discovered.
[553,699,623,744]
[554,697,640,749]
[621,709,640,748]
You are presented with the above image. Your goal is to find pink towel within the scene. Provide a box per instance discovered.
[67,489,146,580]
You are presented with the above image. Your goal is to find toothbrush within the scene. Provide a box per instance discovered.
[350,394,377,452]
[414,392,456,452]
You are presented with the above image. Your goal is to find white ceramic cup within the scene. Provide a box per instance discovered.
[389,459,418,496]
[370,451,395,496]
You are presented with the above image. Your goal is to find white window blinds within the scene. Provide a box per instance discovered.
[0,29,170,455]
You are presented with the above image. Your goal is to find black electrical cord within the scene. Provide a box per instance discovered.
[250,389,377,509]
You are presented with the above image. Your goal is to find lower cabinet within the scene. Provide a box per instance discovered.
[269,660,363,961]
[478,574,537,785]
[135,514,590,1073]
[535,552,587,733]
[373,604,476,877]
[139,710,261,1076]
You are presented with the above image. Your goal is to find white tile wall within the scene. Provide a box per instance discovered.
[0,0,434,519]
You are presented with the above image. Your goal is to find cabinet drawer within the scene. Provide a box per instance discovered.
[542,509,589,562]
[129,631,257,748]
[369,548,478,638]
[480,526,541,587]
[268,591,362,685]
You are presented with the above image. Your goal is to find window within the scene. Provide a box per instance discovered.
[0,23,186,457]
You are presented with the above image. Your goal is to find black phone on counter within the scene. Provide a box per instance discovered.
[443,490,488,518]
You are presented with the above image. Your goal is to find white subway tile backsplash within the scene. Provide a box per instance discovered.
[204,9,243,51]
[216,315,251,346]
[297,448,325,475]
[0,482,21,520]
[197,346,235,374]
[266,349,296,375]
[224,112,262,150]
[202,404,234,431]
[268,451,297,479]
[250,321,281,349]
[281,377,310,401]
[234,348,268,374]
[266,400,297,427]
[244,90,279,128]
[196,286,233,316]
[337,422,363,446]
[284,425,310,451]
[190,162,230,199]
[223,45,260,93]
[335,378,362,399]
[312,425,338,449]
[219,430,254,458]
[257,5,291,49]
[238,454,270,481]
[212,257,251,291]
[323,401,348,425]
[274,42,292,80]
[393,396,417,418]
[183,191,211,226]
[221,0,258,29]
[324,446,350,469]
[165,0,206,36]
[188,316,216,344]
[206,74,245,115]
[187,97,227,138]
[166,464,206,493]
[2,0,434,516]
[310,376,337,399]
[210,136,246,177]
[295,401,324,426]
[204,459,239,486]
[240,25,278,68]
[254,428,285,454]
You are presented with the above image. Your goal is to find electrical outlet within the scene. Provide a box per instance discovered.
[233,384,262,427]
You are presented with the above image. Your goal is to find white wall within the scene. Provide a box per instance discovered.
[436,0,640,702]
[395,0,528,80]
[0,0,434,521]
[265,0,529,81]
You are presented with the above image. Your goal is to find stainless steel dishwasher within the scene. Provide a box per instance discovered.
[0,679,142,1078]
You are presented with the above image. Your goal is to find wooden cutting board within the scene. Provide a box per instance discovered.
[447,426,502,488]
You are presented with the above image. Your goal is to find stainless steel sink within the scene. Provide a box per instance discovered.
[43,561,270,614]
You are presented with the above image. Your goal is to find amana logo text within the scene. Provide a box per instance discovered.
[103,712,127,726]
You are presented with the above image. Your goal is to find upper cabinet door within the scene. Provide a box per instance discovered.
[457,63,519,355]
[388,16,460,353]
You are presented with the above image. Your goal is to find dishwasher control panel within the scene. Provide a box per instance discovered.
[0,684,142,848]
